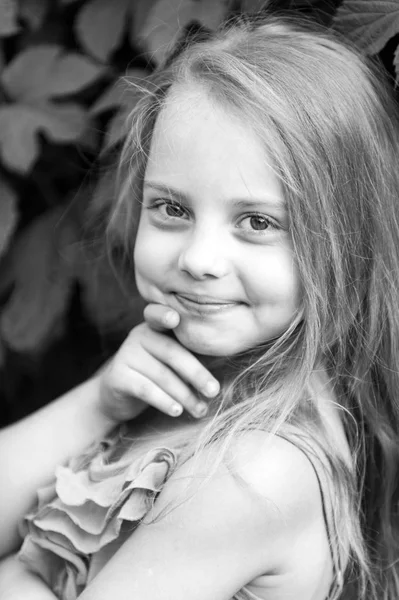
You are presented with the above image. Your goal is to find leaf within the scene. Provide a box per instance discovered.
[139,0,229,64]
[90,80,125,115]
[0,178,18,258]
[240,0,267,13]
[86,166,117,218]
[0,207,78,353]
[19,0,49,30]
[0,42,5,74]
[91,70,149,149]
[0,0,20,36]
[78,124,101,151]
[198,0,230,29]
[75,0,131,62]
[90,68,148,114]
[129,0,159,47]
[0,102,87,173]
[103,107,131,149]
[333,0,399,55]
[1,45,105,101]
[77,249,144,332]
[0,335,5,369]
[394,43,399,83]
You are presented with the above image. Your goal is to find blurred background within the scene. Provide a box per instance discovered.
[0,0,396,426]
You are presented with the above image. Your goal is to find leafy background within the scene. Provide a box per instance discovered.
[0,0,397,426]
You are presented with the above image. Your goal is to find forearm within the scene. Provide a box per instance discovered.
[0,375,116,557]
[0,554,57,600]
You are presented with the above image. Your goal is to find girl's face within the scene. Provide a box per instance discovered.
[134,84,301,356]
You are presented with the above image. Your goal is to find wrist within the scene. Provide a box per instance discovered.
[95,362,150,424]
[80,375,120,434]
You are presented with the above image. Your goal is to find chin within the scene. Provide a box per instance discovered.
[174,326,243,357]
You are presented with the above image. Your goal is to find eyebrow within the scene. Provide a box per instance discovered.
[143,181,286,211]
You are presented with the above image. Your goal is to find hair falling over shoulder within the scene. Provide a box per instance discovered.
[107,12,399,600]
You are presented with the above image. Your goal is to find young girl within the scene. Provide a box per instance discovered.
[5,12,399,600]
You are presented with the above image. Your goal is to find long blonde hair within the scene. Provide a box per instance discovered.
[106,14,399,599]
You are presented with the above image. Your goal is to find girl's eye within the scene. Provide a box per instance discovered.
[248,215,269,231]
[148,200,189,220]
[239,214,279,233]
[164,202,186,218]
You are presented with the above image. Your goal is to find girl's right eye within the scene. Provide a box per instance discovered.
[147,199,189,220]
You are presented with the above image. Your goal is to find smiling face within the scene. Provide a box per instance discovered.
[134,84,301,356]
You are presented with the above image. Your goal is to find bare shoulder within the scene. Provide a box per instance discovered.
[156,428,325,524]
[80,429,331,599]
[229,429,325,521]
[146,429,327,575]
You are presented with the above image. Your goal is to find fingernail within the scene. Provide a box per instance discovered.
[195,403,208,418]
[164,311,179,327]
[204,380,219,397]
[170,404,183,416]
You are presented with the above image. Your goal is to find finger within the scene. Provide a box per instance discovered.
[143,332,220,399]
[128,352,209,418]
[112,368,187,418]
[144,303,180,331]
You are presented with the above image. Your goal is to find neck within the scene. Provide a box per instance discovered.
[196,344,270,384]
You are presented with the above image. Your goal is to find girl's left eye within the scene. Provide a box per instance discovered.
[238,214,279,233]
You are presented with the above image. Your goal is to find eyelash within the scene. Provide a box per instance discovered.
[146,199,281,234]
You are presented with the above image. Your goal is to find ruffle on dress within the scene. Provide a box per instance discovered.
[18,428,179,600]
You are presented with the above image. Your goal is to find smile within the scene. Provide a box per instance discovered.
[173,293,242,315]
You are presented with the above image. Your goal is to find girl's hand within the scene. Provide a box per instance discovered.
[0,554,58,600]
[98,304,220,422]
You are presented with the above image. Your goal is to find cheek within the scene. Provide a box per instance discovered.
[278,258,301,304]
[279,263,301,313]
[134,222,162,276]
[133,222,176,297]
[248,252,301,310]
[133,233,166,304]
[134,234,150,277]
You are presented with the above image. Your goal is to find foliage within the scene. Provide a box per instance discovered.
[0,0,398,422]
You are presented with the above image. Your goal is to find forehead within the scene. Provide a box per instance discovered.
[157,82,208,125]
[151,83,251,151]
[145,83,284,202]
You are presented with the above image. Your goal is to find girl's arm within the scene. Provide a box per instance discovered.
[0,554,57,600]
[0,305,218,558]
[79,433,326,600]
[0,375,115,558]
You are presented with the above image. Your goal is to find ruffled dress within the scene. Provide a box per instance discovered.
[18,423,346,600]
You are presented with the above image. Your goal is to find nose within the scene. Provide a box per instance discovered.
[177,228,230,280]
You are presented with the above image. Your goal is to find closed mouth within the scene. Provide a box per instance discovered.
[172,293,243,314]
[175,293,240,305]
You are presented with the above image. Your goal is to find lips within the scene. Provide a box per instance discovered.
[175,292,238,305]
[172,292,243,315]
